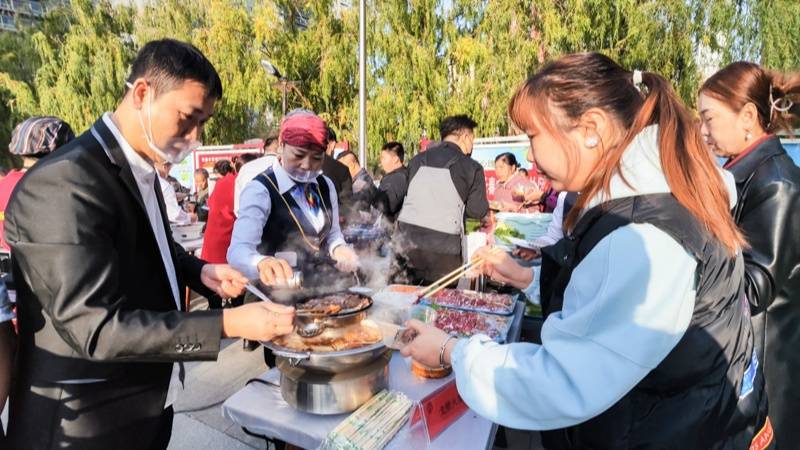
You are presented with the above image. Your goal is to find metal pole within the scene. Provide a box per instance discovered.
[281,80,287,116]
[358,0,367,167]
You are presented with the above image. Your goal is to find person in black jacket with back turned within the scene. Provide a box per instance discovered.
[395,115,489,284]
[699,61,800,449]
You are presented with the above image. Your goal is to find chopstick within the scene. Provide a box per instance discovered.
[245,283,271,302]
[416,257,485,300]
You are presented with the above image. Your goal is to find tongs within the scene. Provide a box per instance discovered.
[245,283,326,338]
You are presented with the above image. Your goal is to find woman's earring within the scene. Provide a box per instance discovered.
[585,135,599,148]
[745,131,752,141]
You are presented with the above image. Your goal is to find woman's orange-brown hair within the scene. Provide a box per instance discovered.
[509,52,745,254]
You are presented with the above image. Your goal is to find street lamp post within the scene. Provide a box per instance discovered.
[260,59,300,116]
[357,0,367,167]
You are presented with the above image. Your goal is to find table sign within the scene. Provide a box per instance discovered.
[410,379,469,440]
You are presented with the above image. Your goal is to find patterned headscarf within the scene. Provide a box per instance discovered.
[9,116,75,156]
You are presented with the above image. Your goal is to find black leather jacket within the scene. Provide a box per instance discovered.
[728,135,800,449]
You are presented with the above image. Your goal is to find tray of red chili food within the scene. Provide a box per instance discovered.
[432,308,513,343]
[420,289,516,315]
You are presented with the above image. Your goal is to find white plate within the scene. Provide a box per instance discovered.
[348,286,374,296]
[505,236,540,250]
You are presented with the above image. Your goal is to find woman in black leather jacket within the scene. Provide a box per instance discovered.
[699,61,800,449]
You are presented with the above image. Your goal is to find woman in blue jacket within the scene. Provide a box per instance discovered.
[401,53,771,449]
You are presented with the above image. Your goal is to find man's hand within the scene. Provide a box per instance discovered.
[222,301,295,341]
[332,245,359,273]
[257,256,294,286]
[200,264,248,298]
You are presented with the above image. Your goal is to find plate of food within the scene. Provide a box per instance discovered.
[493,222,525,247]
[421,289,516,315]
[505,236,540,251]
[271,321,383,353]
[384,284,422,294]
[494,213,553,242]
[295,292,372,317]
[433,308,513,343]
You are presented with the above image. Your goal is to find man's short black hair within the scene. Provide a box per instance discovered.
[235,153,259,172]
[327,127,337,144]
[381,141,405,162]
[126,38,223,100]
[439,114,477,140]
[264,131,279,147]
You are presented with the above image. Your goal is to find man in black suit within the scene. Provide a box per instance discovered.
[4,39,295,450]
[322,127,353,222]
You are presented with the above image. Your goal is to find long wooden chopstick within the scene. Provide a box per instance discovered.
[417,257,484,300]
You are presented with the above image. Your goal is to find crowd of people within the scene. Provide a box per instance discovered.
[0,37,796,450]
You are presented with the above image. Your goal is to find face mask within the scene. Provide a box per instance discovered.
[128,82,201,164]
[284,166,322,183]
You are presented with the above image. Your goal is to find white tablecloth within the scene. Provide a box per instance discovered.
[175,237,203,254]
[222,301,525,449]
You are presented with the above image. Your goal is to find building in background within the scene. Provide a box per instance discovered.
[0,0,68,32]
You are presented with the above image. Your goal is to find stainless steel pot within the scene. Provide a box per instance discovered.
[263,339,388,373]
[277,350,391,415]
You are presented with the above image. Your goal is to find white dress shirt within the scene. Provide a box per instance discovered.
[450,125,723,429]
[158,175,193,225]
[234,154,279,216]
[227,163,347,281]
[532,191,568,249]
[91,113,184,408]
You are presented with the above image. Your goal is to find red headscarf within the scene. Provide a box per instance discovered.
[279,109,328,153]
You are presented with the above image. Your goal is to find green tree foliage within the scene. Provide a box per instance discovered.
[0,0,133,168]
[746,0,800,71]
[1,0,799,167]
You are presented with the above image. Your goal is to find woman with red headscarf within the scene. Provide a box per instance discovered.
[227,109,359,290]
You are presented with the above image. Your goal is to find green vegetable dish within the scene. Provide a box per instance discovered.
[494,223,524,242]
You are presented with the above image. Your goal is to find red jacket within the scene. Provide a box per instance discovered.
[200,173,236,264]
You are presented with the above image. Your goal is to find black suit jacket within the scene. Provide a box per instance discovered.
[322,154,353,221]
[375,166,409,222]
[4,117,223,449]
